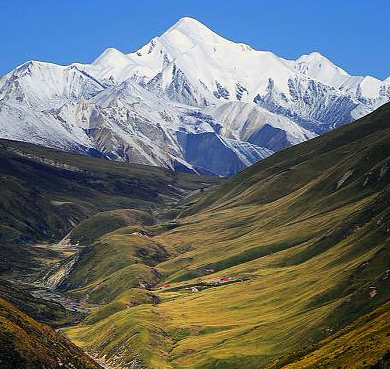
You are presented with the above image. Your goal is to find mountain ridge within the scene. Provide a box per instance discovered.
[0,17,389,176]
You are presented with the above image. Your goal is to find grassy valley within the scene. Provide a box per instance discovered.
[0,139,219,368]
[58,102,390,368]
[1,103,390,368]
[0,138,219,242]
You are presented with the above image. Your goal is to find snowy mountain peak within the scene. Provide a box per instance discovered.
[161,17,246,51]
[164,17,218,40]
[169,16,208,29]
[92,47,131,69]
[295,51,349,79]
[299,51,331,62]
[291,51,361,93]
[0,16,389,177]
[14,60,63,75]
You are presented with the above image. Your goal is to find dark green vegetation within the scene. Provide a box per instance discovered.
[0,240,64,277]
[0,298,102,369]
[60,102,390,369]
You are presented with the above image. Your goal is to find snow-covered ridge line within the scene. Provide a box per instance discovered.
[0,17,388,176]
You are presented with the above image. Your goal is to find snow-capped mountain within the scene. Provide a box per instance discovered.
[0,17,389,176]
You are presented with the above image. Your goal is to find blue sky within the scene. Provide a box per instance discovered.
[2,0,389,79]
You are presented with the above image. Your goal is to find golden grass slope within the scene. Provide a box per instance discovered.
[64,304,173,369]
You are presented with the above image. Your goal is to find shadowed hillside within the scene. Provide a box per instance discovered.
[0,279,82,328]
[0,139,219,277]
[0,298,102,369]
[0,139,219,242]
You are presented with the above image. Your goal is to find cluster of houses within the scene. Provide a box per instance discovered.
[156,277,234,293]
[189,277,234,292]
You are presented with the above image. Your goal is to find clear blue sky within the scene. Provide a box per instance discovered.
[2,0,389,80]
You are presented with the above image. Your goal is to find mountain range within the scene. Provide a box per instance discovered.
[1,17,389,176]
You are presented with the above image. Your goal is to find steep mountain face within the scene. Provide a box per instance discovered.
[0,17,389,175]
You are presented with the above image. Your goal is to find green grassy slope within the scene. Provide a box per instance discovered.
[63,208,156,246]
[0,298,102,369]
[266,300,390,369]
[64,304,173,369]
[0,138,219,243]
[62,102,390,368]
[41,222,170,304]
